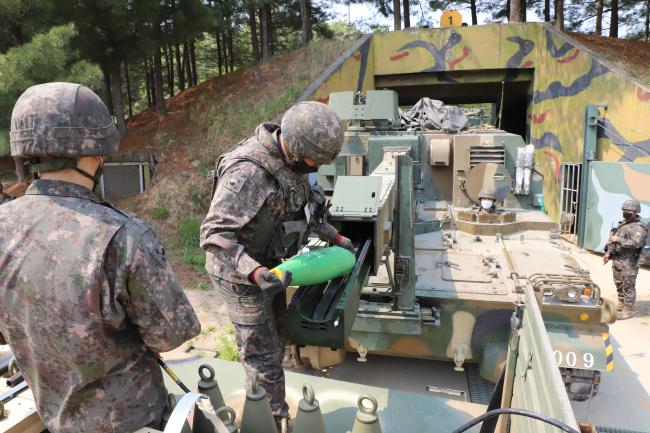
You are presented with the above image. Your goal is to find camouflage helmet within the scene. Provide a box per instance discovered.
[10,82,120,158]
[478,187,497,201]
[621,199,641,213]
[280,101,344,166]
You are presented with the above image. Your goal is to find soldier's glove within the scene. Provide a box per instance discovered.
[332,234,354,252]
[250,267,292,297]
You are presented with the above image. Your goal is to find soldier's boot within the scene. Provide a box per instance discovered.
[617,305,635,320]
[274,415,293,433]
[617,302,624,312]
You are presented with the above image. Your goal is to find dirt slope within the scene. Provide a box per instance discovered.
[569,32,650,84]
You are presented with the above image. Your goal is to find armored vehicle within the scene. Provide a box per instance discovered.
[283,90,617,403]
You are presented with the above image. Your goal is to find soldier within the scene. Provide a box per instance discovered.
[477,187,498,213]
[200,101,352,428]
[0,182,13,204]
[0,83,201,433]
[603,199,648,320]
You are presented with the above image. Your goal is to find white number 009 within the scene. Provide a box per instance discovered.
[553,350,594,368]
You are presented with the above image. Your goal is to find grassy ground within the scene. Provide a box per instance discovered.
[116,38,353,359]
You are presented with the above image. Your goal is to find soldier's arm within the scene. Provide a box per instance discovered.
[617,224,648,250]
[125,230,201,352]
[200,163,273,278]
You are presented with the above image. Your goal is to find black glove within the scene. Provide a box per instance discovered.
[250,268,292,297]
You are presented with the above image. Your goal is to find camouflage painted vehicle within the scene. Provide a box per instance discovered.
[283,90,617,403]
[0,280,585,432]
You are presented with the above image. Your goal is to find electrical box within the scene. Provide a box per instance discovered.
[429,138,451,166]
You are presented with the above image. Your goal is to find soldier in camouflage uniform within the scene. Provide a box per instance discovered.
[200,101,351,425]
[0,182,13,204]
[603,199,648,320]
[0,83,201,433]
[477,187,498,213]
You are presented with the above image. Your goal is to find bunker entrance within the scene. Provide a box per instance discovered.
[375,69,533,139]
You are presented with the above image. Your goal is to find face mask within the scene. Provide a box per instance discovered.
[623,211,635,220]
[481,199,494,210]
[292,160,319,174]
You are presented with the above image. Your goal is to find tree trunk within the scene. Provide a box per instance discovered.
[144,59,152,107]
[175,43,185,90]
[521,0,527,21]
[153,48,167,116]
[509,0,522,22]
[403,0,411,28]
[149,59,156,106]
[227,29,234,72]
[165,45,174,97]
[216,32,223,75]
[470,0,478,24]
[220,34,229,73]
[260,6,270,62]
[392,0,401,31]
[183,41,193,85]
[124,63,133,118]
[544,0,551,21]
[645,0,650,41]
[249,7,260,63]
[109,63,127,136]
[555,0,564,29]
[506,0,511,23]
[190,40,198,84]
[610,0,619,37]
[102,66,114,114]
[595,0,603,34]
[299,0,313,46]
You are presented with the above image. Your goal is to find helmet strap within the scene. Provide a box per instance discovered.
[31,157,102,190]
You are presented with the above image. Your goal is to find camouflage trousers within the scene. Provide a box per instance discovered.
[210,275,289,417]
[612,257,639,308]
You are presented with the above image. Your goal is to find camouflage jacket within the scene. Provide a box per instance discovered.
[0,180,200,433]
[200,123,338,285]
[607,216,648,260]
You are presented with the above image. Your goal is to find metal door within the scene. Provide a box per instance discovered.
[559,163,581,243]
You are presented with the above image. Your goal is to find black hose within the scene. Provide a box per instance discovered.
[451,408,580,433]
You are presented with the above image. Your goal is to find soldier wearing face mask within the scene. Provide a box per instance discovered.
[477,187,498,214]
[200,101,353,430]
[603,199,648,320]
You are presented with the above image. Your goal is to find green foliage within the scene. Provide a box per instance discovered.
[151,204,170,220]
[179,217,201,248]
[0,24,102,154]
[187,184,210,214]
[193,38,348,154]
[216,323,239,362]
[197,281,213,291]
[180,247,206,272]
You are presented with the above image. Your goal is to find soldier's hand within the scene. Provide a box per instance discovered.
[609,235,618,242]
[603,253,610,264]
[333,234,354,252]
[250,267,291,297]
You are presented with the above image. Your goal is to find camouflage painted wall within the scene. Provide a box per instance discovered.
[309,23,650,221]
[584,162,650,251]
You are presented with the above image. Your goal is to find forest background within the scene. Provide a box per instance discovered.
[0,0,649,156]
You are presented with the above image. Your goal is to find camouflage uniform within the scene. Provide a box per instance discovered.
[607,216,647,309]
[0,82,201,433]
[201,104,343,417]
[0,183,13,204]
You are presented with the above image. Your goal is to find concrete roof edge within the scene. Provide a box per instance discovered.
[296,33,373,103]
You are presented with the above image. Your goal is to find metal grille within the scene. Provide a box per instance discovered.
[560,163,582,243]
[99,163,145,200]
[596,427,649,433]
[469,146,505,168]
[465,363,494,404]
